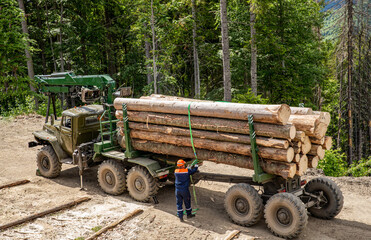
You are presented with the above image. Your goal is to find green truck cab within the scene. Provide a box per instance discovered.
[29,104,174,202]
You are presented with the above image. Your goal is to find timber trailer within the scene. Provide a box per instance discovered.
[29,72,343,239]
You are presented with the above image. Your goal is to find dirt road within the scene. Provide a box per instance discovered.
[0,116,370,239]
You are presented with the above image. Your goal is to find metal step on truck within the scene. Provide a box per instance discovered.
[29,72,343,239]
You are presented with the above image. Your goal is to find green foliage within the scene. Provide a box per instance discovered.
[318,149,348,177]
[347,157,371,177]
[232,88,269,104]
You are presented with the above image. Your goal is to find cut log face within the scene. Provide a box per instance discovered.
[301,136,312,155]
[118,135,296,179]
[123,122,290,149]
[308,155,319,168]
[126,129,294,162]
[308,144,325,159]
[293,153,300,163]
[288,115,328,139]
[293,146,301,154]
[313,111,331,126]
[114,98,291,125]
[322,136,333,150]
[290,107,313,115]
[294,131,305,142]
[116,111,296,139]
[296,155,308,176]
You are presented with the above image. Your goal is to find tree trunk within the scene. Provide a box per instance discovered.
[118,137,296,179]
[220,0,231,101]
[125,122,290,148]
[59,2,64,72]
[45,3,57,72]
[18,0,38,109]
[347,0,353,164]
[192,0,200,99]
[114,98,291,125]
[250,2,257,96]
[151,0,158,94]
[145,24,152,85]
[127,129,294,162]
[116,111,296,139]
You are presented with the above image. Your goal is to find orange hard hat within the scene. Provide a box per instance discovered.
[177,159,186,167]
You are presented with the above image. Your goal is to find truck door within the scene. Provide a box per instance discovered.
[59,116,74,155]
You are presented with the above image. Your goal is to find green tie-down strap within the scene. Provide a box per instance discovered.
[188,103,198,162]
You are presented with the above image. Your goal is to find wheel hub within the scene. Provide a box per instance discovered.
[235,197,249,214]
[105,172,114,185]
[134,177,145,192]
[41,157,50,170]
[277,208,291,225]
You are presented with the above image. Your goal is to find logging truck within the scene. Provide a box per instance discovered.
[29,73,343,239]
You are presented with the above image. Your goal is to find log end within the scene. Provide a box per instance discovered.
[289,125,296,140]
[277,104,291,125]
[287,147,295,162]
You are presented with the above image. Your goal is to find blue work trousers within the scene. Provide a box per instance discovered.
[176,189,192,218]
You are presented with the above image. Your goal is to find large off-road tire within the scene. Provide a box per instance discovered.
[36,145,62,178]
[264,193,308,239]
[305,177,343,219]
[126,166,158,202]
[224,183,263,226]
[97,160,126,195]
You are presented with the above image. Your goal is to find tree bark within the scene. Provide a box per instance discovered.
[125,122,289,148]
[118,137,296,179]
[291,107,313,115]
[220,0,231,101]
[116,111,296,139]
[151,0,158,94]
[192,0,200,99]
[250,2,257,96]
[127,129,294,162]
[18,0,38,109]
[114,98,291,125]
[309,137,325,145]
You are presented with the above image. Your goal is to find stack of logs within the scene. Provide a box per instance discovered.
[113,94,332,179]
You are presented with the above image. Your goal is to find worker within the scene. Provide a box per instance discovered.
[175,159,198,222]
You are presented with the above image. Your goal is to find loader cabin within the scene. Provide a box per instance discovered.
[59,105,104,155]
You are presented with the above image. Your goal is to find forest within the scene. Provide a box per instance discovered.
[0,0,370,175]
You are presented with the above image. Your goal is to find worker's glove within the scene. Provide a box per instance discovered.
[194,164,198,168]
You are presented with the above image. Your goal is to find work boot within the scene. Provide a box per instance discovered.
[187,214,196,219]
[179,216,184,222]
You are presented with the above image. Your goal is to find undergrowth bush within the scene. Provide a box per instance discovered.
[318,149,348,177]
[347,157,371,177]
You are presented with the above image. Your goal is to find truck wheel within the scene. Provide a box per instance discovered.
[264,193,308,239]
[36,145,61,178]
[305,177,343,219]
[127,166,158,202]
[98,160,126,195]
[224,183,263,226]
